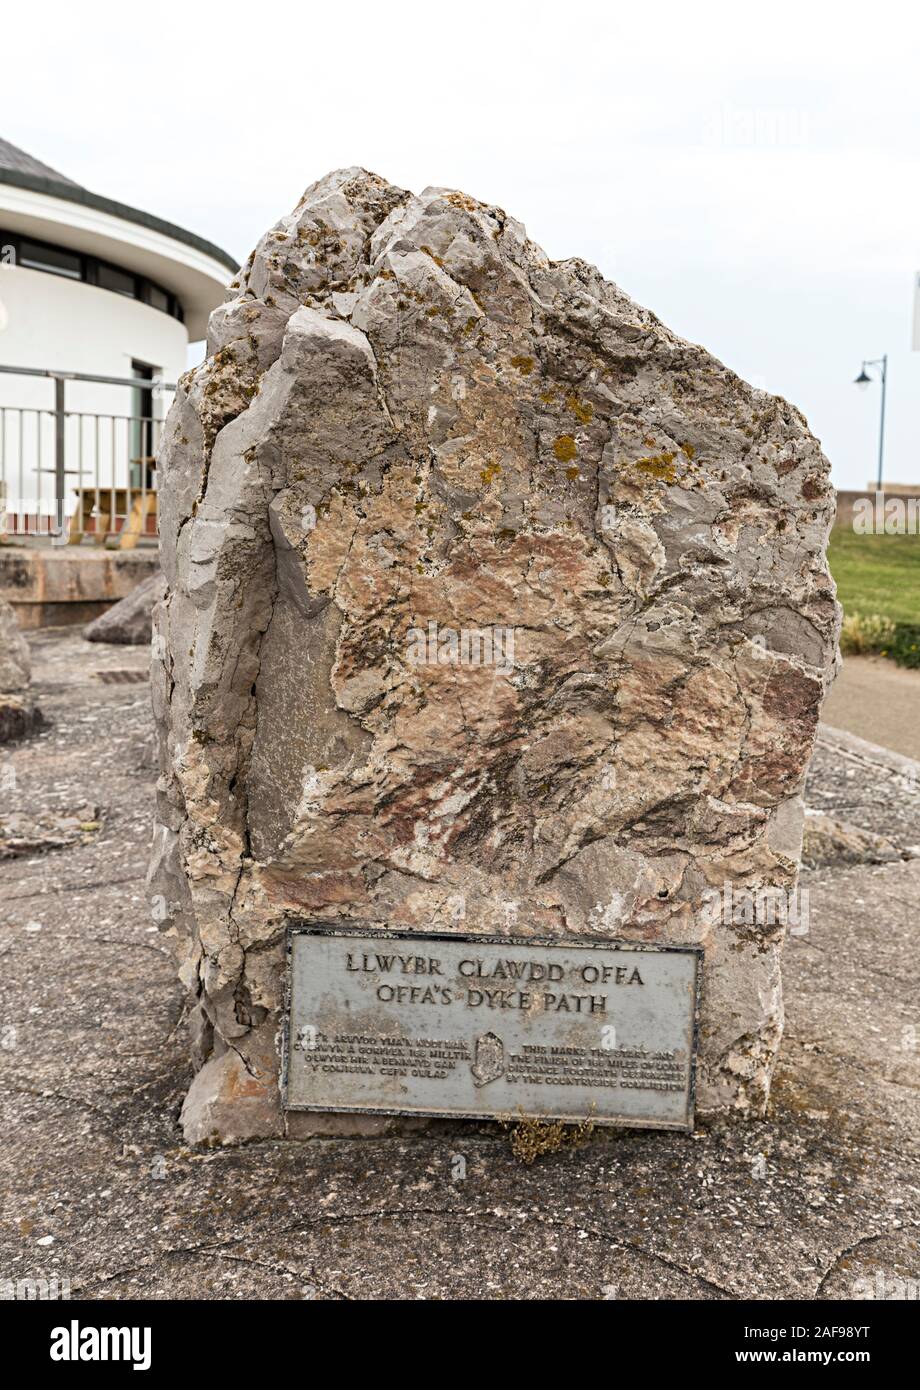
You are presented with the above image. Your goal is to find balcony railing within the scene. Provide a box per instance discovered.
[0,364,175,548]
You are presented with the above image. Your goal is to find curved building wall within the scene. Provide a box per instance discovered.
[0,262,188,518]
[0,178,234,339]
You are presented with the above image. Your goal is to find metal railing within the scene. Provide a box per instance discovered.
[0,365,176,547]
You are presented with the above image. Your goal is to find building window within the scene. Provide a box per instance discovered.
[96,263,137,297]
[130,360,156,488]
[146,285,170,314]
[0,227,184,322]
[18,238,82,279]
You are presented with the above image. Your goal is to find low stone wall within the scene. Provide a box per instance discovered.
[0,544,160,628]
[834,486,920,531]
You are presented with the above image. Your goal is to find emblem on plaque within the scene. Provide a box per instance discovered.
[471,1031,505,1087]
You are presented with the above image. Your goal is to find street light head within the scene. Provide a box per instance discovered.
[854,368,872,390]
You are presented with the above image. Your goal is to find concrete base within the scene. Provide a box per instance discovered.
[2,625,919,1299]
[0,541,159,628]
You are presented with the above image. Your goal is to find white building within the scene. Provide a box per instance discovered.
[0,136,236,534]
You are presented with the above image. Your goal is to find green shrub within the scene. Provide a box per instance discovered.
[888,624,920,669]
[840,613,920,668]
[840,612,895,655]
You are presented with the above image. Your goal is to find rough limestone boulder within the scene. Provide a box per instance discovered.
[84,572,166,645]
[0,596,42,743]
[801,809,903,869]
[0,598,30,692]
[150,169,840,1144]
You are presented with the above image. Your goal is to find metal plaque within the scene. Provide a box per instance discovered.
[284,926,701,1131]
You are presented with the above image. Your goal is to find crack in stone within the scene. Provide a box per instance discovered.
[813,1228,900,1300]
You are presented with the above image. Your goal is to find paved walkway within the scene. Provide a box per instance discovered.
[0,629,917,1299]
[823,654,920,761]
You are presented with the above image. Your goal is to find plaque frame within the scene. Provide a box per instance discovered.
[282,922,703,1131]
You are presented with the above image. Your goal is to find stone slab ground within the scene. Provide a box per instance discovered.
[0,628,917,1300]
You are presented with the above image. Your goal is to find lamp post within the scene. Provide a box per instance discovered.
[853,355,888,492]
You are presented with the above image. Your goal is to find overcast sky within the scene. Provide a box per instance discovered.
[5,0,919,489]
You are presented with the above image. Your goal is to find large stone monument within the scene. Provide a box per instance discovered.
[150,169,839,1144]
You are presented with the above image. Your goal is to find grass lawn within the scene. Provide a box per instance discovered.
[827,528,920,625]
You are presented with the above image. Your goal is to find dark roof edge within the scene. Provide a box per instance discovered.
[0,167,239,274]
